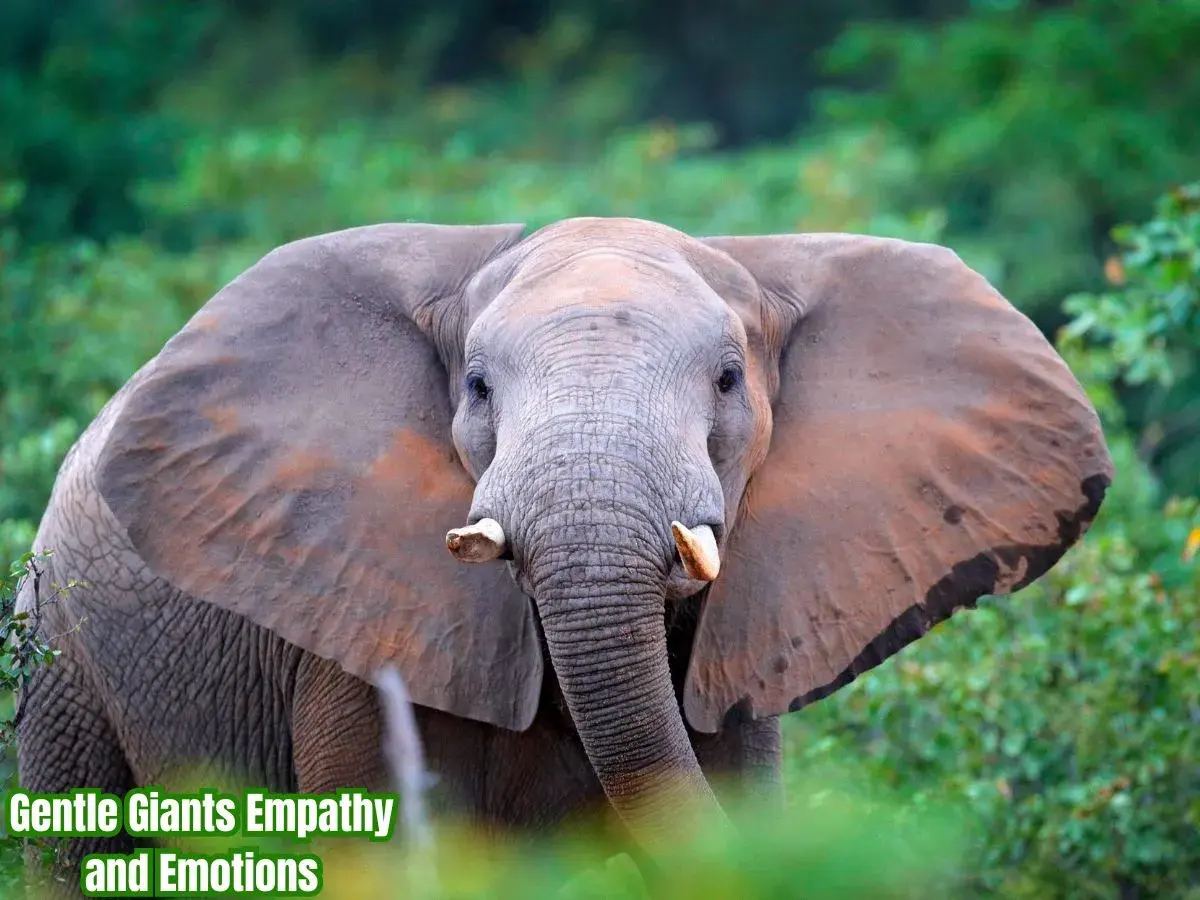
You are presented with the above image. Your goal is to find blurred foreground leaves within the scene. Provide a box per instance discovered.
[21,768,967,899]
[312,782,968,899]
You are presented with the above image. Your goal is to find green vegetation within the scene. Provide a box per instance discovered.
[0,551,71,894]
[1,0,1197,896]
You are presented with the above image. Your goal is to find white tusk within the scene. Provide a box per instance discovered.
[446,518,507,563]
[671,522,720,582]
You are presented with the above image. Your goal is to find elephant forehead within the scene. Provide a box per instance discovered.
[528,214,693,247]
[495,250,729,323]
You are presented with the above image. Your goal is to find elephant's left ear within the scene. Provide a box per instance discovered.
[684,233,1114,733]
[96,223,546,732]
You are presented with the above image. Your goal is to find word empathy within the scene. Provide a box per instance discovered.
[6,788,397,840]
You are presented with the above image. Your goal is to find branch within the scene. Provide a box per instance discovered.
[375,666,437,894]
[6,558,81,732]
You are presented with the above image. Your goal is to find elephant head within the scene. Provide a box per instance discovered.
[95,218,1113,858]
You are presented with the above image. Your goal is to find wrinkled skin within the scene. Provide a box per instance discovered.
[17,218,1112,894]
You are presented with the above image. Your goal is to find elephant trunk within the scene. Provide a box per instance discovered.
[523,506,727,857]
[461,401,731,858]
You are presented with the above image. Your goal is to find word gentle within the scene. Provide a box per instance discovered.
[6,788,397,841]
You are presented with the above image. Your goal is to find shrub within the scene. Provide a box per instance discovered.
[0,551,74,893]
[818,0,1200,320]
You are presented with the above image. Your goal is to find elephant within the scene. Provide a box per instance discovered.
[16,217,1113,891]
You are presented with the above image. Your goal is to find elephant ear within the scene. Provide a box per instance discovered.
[684,233,1113,733]
[96,223,545,731]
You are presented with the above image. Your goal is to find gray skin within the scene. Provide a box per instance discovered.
[16,217,1111,895]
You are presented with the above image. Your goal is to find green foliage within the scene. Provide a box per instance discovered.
[391,789,969,899]
[0,553,66,732]
[0,550,71,893]
[1062,185,1200,389]
[1060,184,1200,496]
[820,0,1200,315]
[0,0,216,243]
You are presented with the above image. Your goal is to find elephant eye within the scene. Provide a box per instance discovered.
[466,375,491,401]
[716,366,742,394]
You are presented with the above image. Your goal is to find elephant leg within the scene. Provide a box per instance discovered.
[691,716,784,810]
[291,654,387,794]
[478,713,605,831]
[409,705,489,822]
[416,704,605,833]
[291,657,610,848]
[16,656,135,899]
[291,658,593,827]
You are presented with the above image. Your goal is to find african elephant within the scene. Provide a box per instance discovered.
[17,217,1112,889]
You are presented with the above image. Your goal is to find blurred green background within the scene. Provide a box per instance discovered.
[1,0,1198,896]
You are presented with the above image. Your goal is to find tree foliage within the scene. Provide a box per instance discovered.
[819,0,1200,315]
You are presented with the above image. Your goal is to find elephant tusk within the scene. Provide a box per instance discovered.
[671,522,720,582]
[446,518,507,563]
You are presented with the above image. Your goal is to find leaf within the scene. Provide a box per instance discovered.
[1184,528,1200,563]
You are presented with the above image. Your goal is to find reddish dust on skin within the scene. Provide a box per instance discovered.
[505,259,680,320]
[123,417,454,687]
[362,428,473,507]
[200,404,240,436]
[741,356,774,476]
[190,311,222,333]
[527,216,691,252]
[500,218,739,322]
[273,448,339,490]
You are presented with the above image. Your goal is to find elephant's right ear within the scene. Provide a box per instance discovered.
[96,223,546,731]
[684,233,1114,733]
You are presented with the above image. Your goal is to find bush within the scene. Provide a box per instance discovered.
[1060,184,1200,497]
[0,551,74,894]
[819,0,1200,319]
